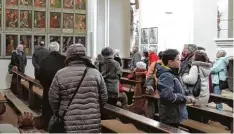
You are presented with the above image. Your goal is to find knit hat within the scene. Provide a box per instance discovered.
[66,44,87,59]
[101,47,114,58]
[186,44,198,53]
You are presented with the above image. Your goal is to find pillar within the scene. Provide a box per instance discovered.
[228,0,234,38]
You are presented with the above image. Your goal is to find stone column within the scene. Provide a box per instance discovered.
[228,0,234,38]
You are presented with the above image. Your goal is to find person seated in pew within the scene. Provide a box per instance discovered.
[182,50,212,107]
[128,61,147,89]
[97,47,122,106]
[39,42,66,131]
[211,50,229,110]
[158,49,196,128]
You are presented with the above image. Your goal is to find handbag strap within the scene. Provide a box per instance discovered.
[61,67,89,117]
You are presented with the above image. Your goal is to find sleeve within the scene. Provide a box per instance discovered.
[116,62,122,79]
[182,65,198,85]
[24,55,27,67]
[38,59,45,83]
[98,76,108,107]
[32,53,40,69]
[158,74,187,104]
[135,53,142,64]
[211,57,228,74]
[49,74,60,113]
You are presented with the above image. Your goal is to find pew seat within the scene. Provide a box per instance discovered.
[154,113,229,133]
[21,81,43,98]
[101,120,144,133]
[3,90,39,117]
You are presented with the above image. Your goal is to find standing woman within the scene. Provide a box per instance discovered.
[211,50,229,110]
[182,50,212,107]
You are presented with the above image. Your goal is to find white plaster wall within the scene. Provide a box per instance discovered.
[108,0,131,57]
[193,0,218,61]
[0,60,34,90]
[139,0,194,54]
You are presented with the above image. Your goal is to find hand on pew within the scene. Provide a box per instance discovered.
[18,112,34,128]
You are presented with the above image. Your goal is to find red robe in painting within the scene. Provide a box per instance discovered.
[50,18,59,28]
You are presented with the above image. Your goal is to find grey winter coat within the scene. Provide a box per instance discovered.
[131,52,141,69]
[49,61,108,133]
[97,57,122,98]
[182,61,212,107]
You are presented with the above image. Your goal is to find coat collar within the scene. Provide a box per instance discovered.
[192,61,212,68]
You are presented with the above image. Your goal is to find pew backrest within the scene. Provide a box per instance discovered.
[103,104,188,133]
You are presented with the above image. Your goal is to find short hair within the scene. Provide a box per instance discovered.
[48,42,60,52]
[136,61,146,69]
[158,51,163,59]
[162,49,179,66]
[101,47,114,57]
[17,44,24,51]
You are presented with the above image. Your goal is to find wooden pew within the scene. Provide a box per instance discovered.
[209,93,233,108]
[122,69,131,78]
[101,120,144,133]
[153,113,229,133]
[12,70,43,109]
[122,58,132,69]
[0,93,7,115]
[187,105,233,132]
[145,95,233,132]
[102,104,188,133]
[3,90,39,117]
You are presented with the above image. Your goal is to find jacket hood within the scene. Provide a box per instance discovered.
[217,56,229,65]
[192,61,212,77]
[157,65,170,76]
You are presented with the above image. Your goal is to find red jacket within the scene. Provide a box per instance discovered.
[149,52,159,65]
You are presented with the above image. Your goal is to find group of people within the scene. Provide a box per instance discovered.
[8,42,230,132]
[129,44,229,127]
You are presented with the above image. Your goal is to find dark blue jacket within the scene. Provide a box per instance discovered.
[157,66,188,123]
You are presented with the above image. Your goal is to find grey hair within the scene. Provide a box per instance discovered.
[217,50,227,58]
[16,44,24,51]
[48,42,60,52]
[114,49,120,56]
[136,61,146,69]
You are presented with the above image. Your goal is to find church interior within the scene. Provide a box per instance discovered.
[0,0,233,133]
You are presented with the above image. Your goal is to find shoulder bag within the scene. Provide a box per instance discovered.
[48,67,89,133]
[192,65,201,97]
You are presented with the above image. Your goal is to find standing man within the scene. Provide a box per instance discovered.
[9,44,27,94]
[32,41,50,80]
[131,45,141,70]
[39,42,66,131]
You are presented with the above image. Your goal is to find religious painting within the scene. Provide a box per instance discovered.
[50,12,61,31]
[34,11,46,29]
[75,0,86,10]
[5,10,18,29]
[50,0,61,8]
[149,45,158,53]
[75,36,86,47]
[6,0,18,6]
[149,27,158,44]
[34,35,45,49]
[20,10,32,29]
[34,0,45,7]
[50,36,61,46]
[64,0,74,9]
[75,14,86,33]
[141,28,148,44]
[62,36,73,53]
[6,35,18,56]
[63,13,74,33]
[20,35,32,55]
[20,0,32,7]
